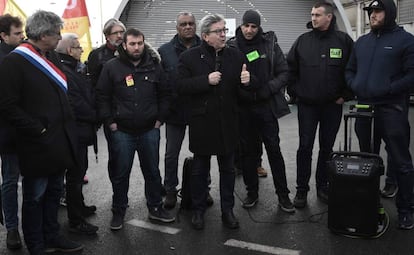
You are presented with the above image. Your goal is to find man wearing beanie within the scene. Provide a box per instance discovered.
[346,0,414,230]
[227,9,294,213]
[287,2,354,208]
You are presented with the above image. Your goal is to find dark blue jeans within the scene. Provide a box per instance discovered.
[0,153,20,230]
[110,128,162,210]
[22,173,64,254]
[239,105,290,197]
[355,103,414,214]
[296,102,342,192]
[191,153,235,213]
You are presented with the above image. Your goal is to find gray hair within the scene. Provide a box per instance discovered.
[199,14,225,35]
[56,33,79,54]
[176,11,195,24]
[25,10,63,41]
[102,18,126,36]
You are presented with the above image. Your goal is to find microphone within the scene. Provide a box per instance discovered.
[215,54,221,71]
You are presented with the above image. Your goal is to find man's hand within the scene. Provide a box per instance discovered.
[240,64,250,86]
[208,71,222,86]
[109,122,118,131]
[154,120,162,129]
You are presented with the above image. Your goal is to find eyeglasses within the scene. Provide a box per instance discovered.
[109,30,124,36]
[208,28,229,35]
[178,22,195,27]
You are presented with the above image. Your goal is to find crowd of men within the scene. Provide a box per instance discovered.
[0,0,413,254]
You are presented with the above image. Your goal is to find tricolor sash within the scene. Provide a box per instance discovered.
[13,43,67,93]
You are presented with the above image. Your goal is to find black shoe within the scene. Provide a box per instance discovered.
[278,194,295,213]
[191,211,204,230]
[82,205,97,217]
[317,188,329,204]
[222,211,239,229]
[69,221,99,235]
[381,183,398,198]
[6,229,22,250]
[45,236,83,253]
[398,213,414,230]
[164,192,177,209]
[206,192,214,207]
[293,191,307,208]
[242,195,258,209]
[110,209,125,231]
[148,206,175,223]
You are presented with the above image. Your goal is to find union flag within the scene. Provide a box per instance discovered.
[62,0,92,62]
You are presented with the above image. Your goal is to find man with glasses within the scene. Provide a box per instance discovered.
[227,9,294,213]
[0,14,24,250]
[56,33,99,235]
[158,12,214,209]
[87,18,126,188]
[177,14,250,230]
[0,10,83,254]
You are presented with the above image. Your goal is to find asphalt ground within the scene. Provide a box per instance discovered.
[1,101,413,255]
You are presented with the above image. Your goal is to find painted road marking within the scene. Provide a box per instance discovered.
[126,219,181,235]
[224,239,301,255]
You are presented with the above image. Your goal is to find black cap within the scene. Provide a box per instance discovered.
[242,9,261,26]
[363,0,385,12]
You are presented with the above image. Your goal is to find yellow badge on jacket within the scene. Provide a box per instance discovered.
[125,74,134,86]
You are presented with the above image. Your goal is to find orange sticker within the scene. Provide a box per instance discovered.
[125,74,134,86]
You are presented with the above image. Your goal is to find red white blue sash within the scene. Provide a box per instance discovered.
[13,43,67,93]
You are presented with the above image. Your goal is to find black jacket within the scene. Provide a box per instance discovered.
[287,17,354,104]
[0,43,78,176]
[158,34,201,125]
[0,42,18,153]
[177,41,246,155]
[96,44,170,135]
[227,27,290,119]
[87,42,118,87]
[59,53,98,146]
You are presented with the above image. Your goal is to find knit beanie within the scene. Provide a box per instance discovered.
[242,9,261,26]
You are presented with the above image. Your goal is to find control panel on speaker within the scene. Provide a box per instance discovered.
[334,158,373,176]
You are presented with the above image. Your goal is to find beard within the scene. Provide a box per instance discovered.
[126,50,143,61]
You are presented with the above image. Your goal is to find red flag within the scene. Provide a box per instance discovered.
[62,0,92,62]
[0,0,26,20]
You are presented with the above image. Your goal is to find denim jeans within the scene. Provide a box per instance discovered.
[355,103,414,213]
[164,123,186,193]
[239,105,290,197]
[110,128,162,210]
[296,102,342,192]
[22,173,64,254]
[191,153,235,213]
[1,153,20,230]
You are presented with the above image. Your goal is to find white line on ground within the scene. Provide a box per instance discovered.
[126,219,181,235]
[224,239,301,255]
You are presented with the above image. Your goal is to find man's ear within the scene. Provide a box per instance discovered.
[0,32,7,41]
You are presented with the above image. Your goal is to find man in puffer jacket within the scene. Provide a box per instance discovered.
[346,0,414,230]
[96,28,173,230]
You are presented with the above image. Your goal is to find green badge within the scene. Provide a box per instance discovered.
[246,50,260,62]
[330,48,342,59]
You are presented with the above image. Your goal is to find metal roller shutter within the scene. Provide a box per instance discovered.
[119,0,316,53]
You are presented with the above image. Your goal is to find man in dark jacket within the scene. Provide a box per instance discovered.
[158,12,204,208]
[87,18,126,185]
[227,9,294,213]
[56,33,99,235]
[287,2,354,208]
[0,13,24,250]
[177,14,250,230]
[96,28,174,230]
[0,10,83,254]
[346,0,414,230]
